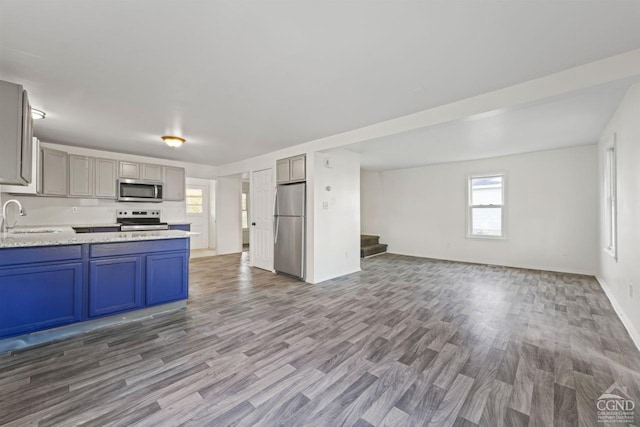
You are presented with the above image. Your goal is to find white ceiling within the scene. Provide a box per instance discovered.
[1,1,640,166]
[348,80,633,171]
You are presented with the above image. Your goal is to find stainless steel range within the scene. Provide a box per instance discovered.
[116,210,168,231]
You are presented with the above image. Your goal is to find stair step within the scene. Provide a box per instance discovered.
[361,235,380,246]
[361,243,388,258]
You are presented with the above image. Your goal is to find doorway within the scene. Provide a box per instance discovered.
[250,168,274,271]
[242,179,250,253]
[185,179,210,250]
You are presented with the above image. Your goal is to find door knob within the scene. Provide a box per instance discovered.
[251,222,256,226]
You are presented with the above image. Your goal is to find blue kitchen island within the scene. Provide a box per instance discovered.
[0,228,190,350]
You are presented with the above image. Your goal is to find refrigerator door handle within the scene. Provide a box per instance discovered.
[273,186,278,242]
[273,186,278,217]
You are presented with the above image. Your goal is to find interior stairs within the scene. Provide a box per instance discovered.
[360,235,388,258]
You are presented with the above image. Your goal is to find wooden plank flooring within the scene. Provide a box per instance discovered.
[1,253,640,426]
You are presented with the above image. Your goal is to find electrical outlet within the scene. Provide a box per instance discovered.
[323,201,329,210]
[629,284,634,299]
[72,207,78,214]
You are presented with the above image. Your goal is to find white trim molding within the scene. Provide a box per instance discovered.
[596,275,640,352]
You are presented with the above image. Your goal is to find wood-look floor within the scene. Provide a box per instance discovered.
[1,253,640,426]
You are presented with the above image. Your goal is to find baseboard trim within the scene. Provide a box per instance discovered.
[0,301,187,354]
[596,275,640,352]
[385,250,595,276]
[310,268,362,284]
[362,251,387,259]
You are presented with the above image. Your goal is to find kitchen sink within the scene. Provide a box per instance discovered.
[9,228,65,234]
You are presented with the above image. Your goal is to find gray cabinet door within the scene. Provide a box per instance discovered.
[119,161,140,179]
[289,155,306,182]
[141,163,163,181]
[68,155,94,197]
[276,158,290,184]
[95,158,117,198]
[163,166,185,201]
[0,81,32,185]
[20,90,33,184]
[41,148,68,196]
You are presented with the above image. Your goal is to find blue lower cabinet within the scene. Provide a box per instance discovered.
[0,262,83,338]
[146,252,189,306]
[89,256,143,317]
[0,239,189,340]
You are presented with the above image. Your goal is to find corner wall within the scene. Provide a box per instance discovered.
[215,175,242,255]
[360,170,385,237]
[311,150,361,283]
[597,83,640,348]
[361,145,599,275]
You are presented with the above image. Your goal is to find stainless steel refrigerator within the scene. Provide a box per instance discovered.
[274,182,305,280]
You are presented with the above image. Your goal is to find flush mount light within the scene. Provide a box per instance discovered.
[31,108,46,120]
[162,135,186,148]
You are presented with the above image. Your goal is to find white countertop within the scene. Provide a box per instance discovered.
[12,222,191,228]
[70,223,121,228]
[0,226,192,249]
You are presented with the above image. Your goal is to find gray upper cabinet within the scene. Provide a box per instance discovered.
[0,80,33,185]
[119,161,140,179]
[41,148,68,196]
[95,158,117,199]
[276,159,290,184]
[68,155,94,197]
[276,155,306,184]
[2,138,40,195]
[289,155,306,182]
[163,166,185,201]
[141,163,163,181]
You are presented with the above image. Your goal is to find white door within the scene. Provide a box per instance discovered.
[186,183,209,250]
[250,168,274,270]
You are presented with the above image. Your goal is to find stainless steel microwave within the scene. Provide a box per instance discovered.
[117,179,164,202]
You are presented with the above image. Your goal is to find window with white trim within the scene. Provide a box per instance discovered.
[604,137,617,259]
[241,193,249,229]
[186,188,203,214]
[468,174,505,238]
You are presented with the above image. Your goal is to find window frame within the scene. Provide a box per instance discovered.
[241,192,249,230]
[466,173,507,240]
[604,134,618,261]
[185,187,204,215]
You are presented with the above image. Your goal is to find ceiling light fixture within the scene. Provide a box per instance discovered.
[162,135,186,148]
[31,108,46,120]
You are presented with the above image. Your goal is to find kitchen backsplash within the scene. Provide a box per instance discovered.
[0,193,187,226]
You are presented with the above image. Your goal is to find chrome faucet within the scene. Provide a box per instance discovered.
[1,199,27,233]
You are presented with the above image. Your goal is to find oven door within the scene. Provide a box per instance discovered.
[118,180,163,202]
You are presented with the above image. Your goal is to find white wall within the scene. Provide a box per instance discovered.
[311,149,361,283]
[215,175,242,255]
[361,145,599,275]
[1,142,217,226]
[597,83,640,348]
[360,170,385,236]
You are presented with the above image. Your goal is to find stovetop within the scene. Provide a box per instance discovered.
[116,210,168,230]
